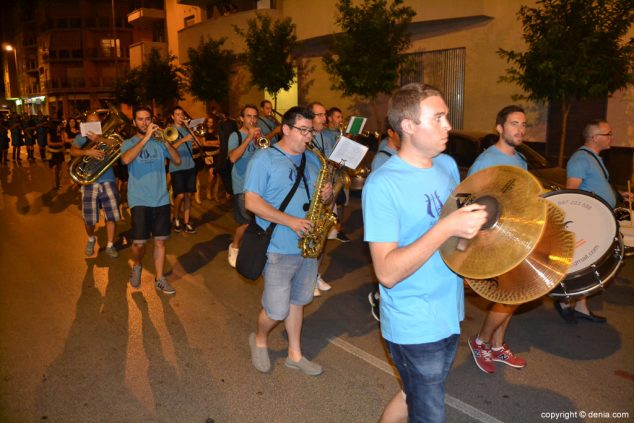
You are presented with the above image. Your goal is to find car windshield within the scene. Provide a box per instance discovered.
[516,143,550,170]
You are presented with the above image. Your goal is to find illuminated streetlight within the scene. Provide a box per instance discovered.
[4,45,14,52]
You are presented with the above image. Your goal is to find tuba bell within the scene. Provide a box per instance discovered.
[69,104,131,185]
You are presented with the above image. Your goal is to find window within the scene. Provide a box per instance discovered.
[184,15,196,27]
[100,39,121,58]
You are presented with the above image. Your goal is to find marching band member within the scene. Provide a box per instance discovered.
[70,112,121,258]
[257,100,282,145]
[121,106,181,294]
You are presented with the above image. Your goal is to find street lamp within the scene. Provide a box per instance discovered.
[2,43,19,111]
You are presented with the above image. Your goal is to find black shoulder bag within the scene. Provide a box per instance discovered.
[236,152,306,280]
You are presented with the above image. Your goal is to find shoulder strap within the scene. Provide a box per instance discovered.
[258,117,274,131]
[579,148,608,179]
[234,130,243,145]
[264,152,306,235]
[378,150,393,158]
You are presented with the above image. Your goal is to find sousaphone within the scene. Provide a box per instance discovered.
[440,166,575,304]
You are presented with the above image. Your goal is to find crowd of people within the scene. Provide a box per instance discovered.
[2,87,631,422]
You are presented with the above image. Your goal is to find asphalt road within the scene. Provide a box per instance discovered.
[0,158,632,423]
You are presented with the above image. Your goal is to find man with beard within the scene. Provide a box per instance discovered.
[121,106,181,294]
[466,105,529,374]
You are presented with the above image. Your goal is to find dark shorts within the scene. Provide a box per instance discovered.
[233,193,252,225]
[171,168,197,195]
[130,204,171,243]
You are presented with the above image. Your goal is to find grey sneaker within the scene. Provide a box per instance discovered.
[85,237,96,256]
[284,356,323,376]
[129,265,142,289]
[105,245,119,258]
[249,333,271,373]
[155,277,176,295]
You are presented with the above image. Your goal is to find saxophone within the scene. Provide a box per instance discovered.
[299,142,338,258]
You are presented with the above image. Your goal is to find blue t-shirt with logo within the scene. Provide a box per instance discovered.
[229,129,257,194]
[362,153,463,345]
[567,147,616,208]
[169,126,195,172]
[121,135,170,208]
[72,134,116,184]
[468,144,527,177]
[244,147,322,255]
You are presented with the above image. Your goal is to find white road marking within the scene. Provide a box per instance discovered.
[328,336,505,423]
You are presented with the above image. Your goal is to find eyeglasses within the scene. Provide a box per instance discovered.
[291,125,315,136]
[594,132,613,137]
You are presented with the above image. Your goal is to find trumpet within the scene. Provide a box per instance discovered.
[153,126,179,143]
[256,136,270,149]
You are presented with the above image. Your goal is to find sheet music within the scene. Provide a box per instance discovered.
[188,117,205,128]
[328,136,369,170]
[345,116,367,135]
[80,121,102,137]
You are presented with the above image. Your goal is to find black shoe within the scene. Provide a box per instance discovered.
[173,219,182,232]
[336,232,351,243]
[554,302,576,323]
[184,223,197,234]
[574,310,607,323]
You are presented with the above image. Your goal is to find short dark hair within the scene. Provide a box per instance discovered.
[326,107,342,118]
[582,119,608,141]
[495,105,525,127]
[133,106,153,120]
[171,105,185,116]
[241,104,258,117]
[282,106,314,128]
[307,101,325,112]
[387,83,443,139]
[260,100,272,108]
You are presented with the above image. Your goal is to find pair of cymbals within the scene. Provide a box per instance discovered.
[440,166,575,304]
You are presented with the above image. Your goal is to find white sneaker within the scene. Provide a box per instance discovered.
[317,274,331,291]
[228,244,239,268]
[313,287,321,297]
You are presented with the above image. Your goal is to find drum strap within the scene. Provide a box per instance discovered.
[580,148,608,180]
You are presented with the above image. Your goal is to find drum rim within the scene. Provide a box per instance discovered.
[542,189,620,279]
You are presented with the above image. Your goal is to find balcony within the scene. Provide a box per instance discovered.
[127,8,166,28]
[85,47,130,62]
[129,41,167,68]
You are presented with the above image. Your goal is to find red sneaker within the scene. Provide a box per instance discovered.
[468,336,495,374]
[491,343,527,368]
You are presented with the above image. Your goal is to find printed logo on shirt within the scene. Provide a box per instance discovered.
[424,191,444,218]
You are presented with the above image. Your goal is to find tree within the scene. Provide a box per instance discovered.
[114,48,185,114]
[234,13,297,108]
[323,0,415,124]
[498,0,634,167]
[186,37,236,112]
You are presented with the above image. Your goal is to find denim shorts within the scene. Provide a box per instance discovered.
[385,334,459,423]
[262,253,318,321]
[233,193,252,225]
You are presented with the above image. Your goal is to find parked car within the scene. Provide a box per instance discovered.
[446,130,566,190]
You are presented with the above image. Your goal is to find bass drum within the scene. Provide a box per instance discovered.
[543,190,624,299]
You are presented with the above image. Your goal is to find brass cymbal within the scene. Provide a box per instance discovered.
[466,202,575,304]
[441,166,547,279]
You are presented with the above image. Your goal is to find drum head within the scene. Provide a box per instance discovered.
[543,190,617,277]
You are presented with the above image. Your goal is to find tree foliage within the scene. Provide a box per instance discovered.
[323,0,415,99]
[234,14,297,102]
[498,0,633,165]
[113,48,185,113]
[186,37,236,109]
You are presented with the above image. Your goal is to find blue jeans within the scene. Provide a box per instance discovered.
[386,334,459,423]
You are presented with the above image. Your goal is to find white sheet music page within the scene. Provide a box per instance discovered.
[188,117,205,128]
[80,121,102,137]
[328,136,369,170]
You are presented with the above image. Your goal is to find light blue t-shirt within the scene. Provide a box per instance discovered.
[121,135,170,208]
[467,144,527,177]
[362,153,464,345]
[169,126,195,172]
[567,147,616,208]
[244,147,322,255]
[312,130,338,160]
[72,134,116,184]
[229,129,257,194]
[371,145,397,171]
